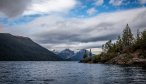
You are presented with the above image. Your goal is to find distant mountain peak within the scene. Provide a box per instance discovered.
[57,49,93,61]
[58,49,74,59]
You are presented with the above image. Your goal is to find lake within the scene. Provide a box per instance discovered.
[0,61,146,84]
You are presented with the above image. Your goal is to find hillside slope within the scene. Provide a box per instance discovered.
[0,33,62,61]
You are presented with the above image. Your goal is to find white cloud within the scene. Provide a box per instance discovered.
[87,8,97,15]
[25,0,77,15]
[95,0,104,6]
[87,48,102,54]
[139,0,146,4]
[3,8,146,51]
[109,0,123,6]
[0,0,77,17]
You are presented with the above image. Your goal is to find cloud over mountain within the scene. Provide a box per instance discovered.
[0,0,146,52]
[3,7,146,50]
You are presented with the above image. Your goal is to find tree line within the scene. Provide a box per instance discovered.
[80,24,146,63]
[102,24,146,56]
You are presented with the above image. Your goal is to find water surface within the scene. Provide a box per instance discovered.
[0,61,146,84]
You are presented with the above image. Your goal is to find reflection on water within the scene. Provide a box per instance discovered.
[0,61,146,84]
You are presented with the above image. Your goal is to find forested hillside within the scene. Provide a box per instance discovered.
[80,24,146,66]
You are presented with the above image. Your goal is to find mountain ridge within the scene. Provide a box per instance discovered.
[56,49,93,61]
[0,33,63,61]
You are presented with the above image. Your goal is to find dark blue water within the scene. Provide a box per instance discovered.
[0,61,146,84]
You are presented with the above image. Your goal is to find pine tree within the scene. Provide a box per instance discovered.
[102,40,113,53]
[134,29,141,50]
[141,30,146,49]
[136,29,140,41]
[122,24,134,48]
[89,49,92,57]
[116,36,123,52]
[83,50,88,59]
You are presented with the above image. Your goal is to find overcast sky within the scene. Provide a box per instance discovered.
[0,0,146,53]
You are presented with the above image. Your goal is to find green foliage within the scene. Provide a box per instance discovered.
[133,30,146,53]
[115,36,123,52]
[102,40,113,53]
[81,24,146,63]
[83,50,88,59]
[122,24,134,48]
[141,30,146,49]
[102,24,135,54]
[83,53,88,59]
[98,53,115,63]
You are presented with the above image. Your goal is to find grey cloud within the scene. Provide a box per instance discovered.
[36,32,119,44]
[4,7,146,50]
[32,8,146,50]
[41,41,105,50]
[80,33,119,42]
[131,10,146,30]
[0,0,31,17]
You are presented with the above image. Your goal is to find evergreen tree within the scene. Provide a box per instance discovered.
[116,36,123,52]
[83,50,88,59]
[136,29,140,41]
[122,24,134,48]
[133,29,141,50]
[141,30,146,49]
[89,49,92,57]
[102,40,113,53]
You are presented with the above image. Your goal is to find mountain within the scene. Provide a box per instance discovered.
[55,48,94,61]
[68,49,93,61]
[0,33,63,61]
[57,49,74,59]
